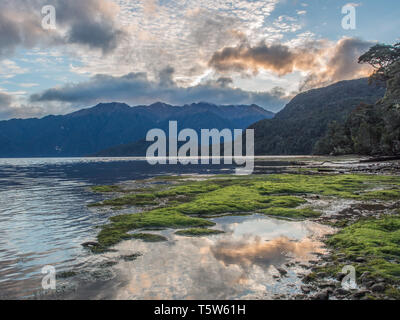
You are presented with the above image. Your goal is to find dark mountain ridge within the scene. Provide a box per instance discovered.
[249,78,386,155]
[0,102,274,157]
[315,61,400,155]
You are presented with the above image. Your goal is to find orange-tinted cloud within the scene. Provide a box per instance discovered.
[209,41,319,76]
[211,236,320,270]
[209,37,374,91]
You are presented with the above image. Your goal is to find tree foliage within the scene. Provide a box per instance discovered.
[358,43,400,82]
[316,41,400,156]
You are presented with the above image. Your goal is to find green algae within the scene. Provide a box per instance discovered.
[327,215,400,282]
[91,173,400,252]
[262,207,321,218]
[255,174,400,199]
[155,183,220,198]
[360,189,400,201]
[130,233,168,242]
[93,209,214,252]
[175,228,224,237]
[91,185,123,193]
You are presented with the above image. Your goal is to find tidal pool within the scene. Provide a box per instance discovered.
[0,157,341,300]
[60,214,333,300]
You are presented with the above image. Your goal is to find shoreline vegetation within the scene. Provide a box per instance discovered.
[86,162,400,299]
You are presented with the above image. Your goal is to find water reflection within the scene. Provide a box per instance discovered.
[0,158,332,300]
[65,215,333,300]
[0,158,235,299]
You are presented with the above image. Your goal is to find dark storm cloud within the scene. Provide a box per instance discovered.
[0,0,124,57]
[30,71,287,111]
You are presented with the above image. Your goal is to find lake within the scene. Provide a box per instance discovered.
[0,157,333,299]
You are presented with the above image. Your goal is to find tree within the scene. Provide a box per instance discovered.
[358,43,400,83]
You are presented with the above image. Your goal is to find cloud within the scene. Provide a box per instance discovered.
[70,0,281,82]
[299,38,373,91]
[0,91,34,119]
[30,69,286,111]
[0,92,12,108]
[209,37,374,91]
[209,40,320,76]
[211,236,319,271]
[0,59,29,79]
[0,0,125,57]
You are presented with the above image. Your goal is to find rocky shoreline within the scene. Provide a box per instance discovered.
[46,158,400,300]
[271,159,400,300]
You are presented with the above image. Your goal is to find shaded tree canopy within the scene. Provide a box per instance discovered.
[315,41,400,156]
[358,42,400,82]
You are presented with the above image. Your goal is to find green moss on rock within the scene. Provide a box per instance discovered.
[91,185,123,193]
[91,173,400,252]
[130,233,168,242]
[175,228,224,237]
[327,216,400,282]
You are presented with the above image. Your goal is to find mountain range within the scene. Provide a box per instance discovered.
[250,78,386,155]
[315,61,400,156]
[0,102,274,157]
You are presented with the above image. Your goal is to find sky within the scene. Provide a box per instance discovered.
[0,0,399,120]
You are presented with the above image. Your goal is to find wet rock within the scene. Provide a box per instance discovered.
[336,272,346,281]
[334,288,350,296]
[301,286,312,294]
[312,252,324,257]
[360,295,374,300]
[89,269,115,281]
[277,267,288,276]
[365,281,376,289]
[316,272,328,278]
[98,261,118,268]
[355,257,367,263]
[359,271,371,282]
[120,253,142,262]
[81,241,99,248]
[371,283,386,293]
[351,290,369,299]
[302,273,316,283]
[313,290,330,300]
[318,282,336,289]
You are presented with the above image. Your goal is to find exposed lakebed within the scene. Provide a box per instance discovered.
[1,157,400,300]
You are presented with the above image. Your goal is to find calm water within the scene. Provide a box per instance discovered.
[0,158,332,300]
